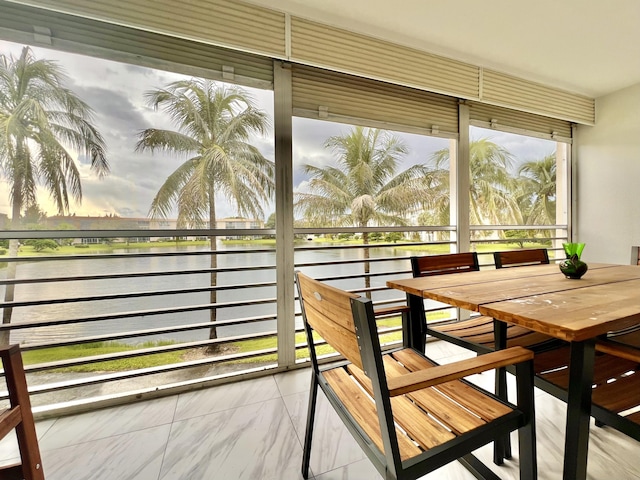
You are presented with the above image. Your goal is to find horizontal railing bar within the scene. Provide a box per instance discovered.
[307,270,411,284]
[0,298,277,331]
[299,271,411,282]
[295,258,411,269]
[292,323,402,353]
[0,228,276,240]
[295,226,455,234]
[293,241,448,252]
[0,282,277,309]
[18,330,278,374]
[19,315,278,352]
[470,224,567,231]
[10,345,280,398]
[0,264,277,286]
[371,297,408,306]
[0,247,279,263]
[471,239,563,245]
[0,224,469,240]
[291,285,408,300]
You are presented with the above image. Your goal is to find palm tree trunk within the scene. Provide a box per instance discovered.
[362,229,371,299]
[0,240,18,346]
[1,200,22,346]
[208,190,218,345]
[209,235,218,340]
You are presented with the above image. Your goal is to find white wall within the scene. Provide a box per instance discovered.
[575,82,640,264]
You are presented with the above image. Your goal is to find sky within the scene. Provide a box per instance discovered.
[0,39,557,224]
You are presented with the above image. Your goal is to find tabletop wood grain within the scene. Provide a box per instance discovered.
[387,263,640,342]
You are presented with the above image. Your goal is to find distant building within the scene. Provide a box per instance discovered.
[44,215,171,243]
[43,215,264,243]
[215,217,265,239]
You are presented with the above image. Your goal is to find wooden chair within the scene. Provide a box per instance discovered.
[493,248,549,268]
[600,326,640,350]
[412,252,553,354]
[0,345,44,480]
[296,271,537,480]
[595,247,640,349]
[533,342,640,441]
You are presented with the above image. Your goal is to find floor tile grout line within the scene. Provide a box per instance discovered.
[154,391,182,480]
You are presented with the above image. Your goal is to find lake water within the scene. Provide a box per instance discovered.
[0,243,419,345]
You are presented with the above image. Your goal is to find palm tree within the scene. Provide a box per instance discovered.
[136,80,274,342]
[0,46,109,343]
[517,154,556,226]
[295,126,430,294]
[430,138,522,229]
[417,166,450,231]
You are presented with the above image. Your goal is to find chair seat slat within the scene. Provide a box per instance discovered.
[350,357,488,435]
[381,355,488,433]
[323,367,421,461]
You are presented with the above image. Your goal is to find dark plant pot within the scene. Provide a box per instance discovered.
[559,255,588,279]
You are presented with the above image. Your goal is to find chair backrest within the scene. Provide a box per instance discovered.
[296,272,402,470]
[296,271,366,370]
[493,249,549,268]
[411,252,480,277]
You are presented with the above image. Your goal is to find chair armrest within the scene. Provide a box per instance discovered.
[596,339,640,362]
[387,346,533,397]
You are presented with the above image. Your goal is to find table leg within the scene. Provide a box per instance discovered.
[493,319,511,463]
[563,339,596,480]
[405,293,426,352]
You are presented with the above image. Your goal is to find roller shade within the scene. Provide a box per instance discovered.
[481,70,594,126]
[8,0,595,125]
[291,16,480,102]
[8,0,286,59]
[0,1,274,87]
[469,101,573,142]
[292,64,459,137]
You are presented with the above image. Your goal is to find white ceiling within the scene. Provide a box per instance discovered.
[247,0,640,98]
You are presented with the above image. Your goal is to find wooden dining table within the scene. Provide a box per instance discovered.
[387,262,640,480]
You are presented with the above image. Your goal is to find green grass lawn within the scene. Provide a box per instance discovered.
[9,240,211,257]
[22,341,184,372]
[6,235,552,257]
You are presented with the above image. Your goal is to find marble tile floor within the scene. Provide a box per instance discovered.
[1,341,639,480]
